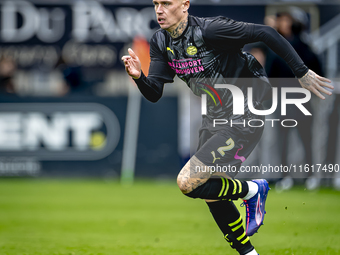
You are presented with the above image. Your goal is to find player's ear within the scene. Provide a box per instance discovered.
[182,0,190,12]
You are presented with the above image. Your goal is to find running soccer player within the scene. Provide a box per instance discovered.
[122,1,333,254]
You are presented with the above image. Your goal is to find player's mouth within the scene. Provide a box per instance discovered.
[158,18,165,24]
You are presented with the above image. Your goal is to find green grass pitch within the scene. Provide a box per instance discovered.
[0,179,339,255]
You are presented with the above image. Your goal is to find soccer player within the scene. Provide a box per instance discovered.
[122,1,333,254]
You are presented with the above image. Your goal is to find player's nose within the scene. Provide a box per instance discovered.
[156,4,163,14]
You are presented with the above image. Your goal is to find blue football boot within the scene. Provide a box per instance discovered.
[242,179,270,236]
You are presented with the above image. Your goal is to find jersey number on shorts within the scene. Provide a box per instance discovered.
[211,138,235,163]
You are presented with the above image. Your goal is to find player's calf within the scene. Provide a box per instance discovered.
[207,200,257,255]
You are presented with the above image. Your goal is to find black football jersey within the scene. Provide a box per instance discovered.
[135,15,308,121]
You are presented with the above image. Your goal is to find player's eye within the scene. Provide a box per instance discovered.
[164,2,170,6]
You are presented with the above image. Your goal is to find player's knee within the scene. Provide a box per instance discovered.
[177,156,210,195]
[176,173,191,194]
[177,173,210,199]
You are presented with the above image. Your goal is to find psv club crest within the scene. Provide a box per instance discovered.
[187,45,197,55]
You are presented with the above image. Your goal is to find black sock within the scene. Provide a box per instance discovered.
[207,200,254,255]
[185,176,248,200]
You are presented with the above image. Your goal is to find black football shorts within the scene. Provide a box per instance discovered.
[194,122,264,178]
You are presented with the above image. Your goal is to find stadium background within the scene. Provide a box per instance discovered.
[0,0,340,254]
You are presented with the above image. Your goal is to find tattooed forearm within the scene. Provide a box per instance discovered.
[169,18,188,38]
[299,70,315,88]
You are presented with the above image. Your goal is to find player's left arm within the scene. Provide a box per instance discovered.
[203,18,333,99]
[248,24,333,99]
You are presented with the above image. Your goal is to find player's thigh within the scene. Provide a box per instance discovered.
[177,126,263,193]
[177,131,242,193]
[194,127,263,178]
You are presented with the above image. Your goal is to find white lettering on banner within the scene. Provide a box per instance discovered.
[0,1,157,43]
[0,1,65,43]
[72,2,156,42]
[0,103,121,161]
[0,45,59,67]
[62,41,117,67]
[68,113,103,151]
[36,8,65,43]
[0,158,41,177]
[0,112,102,151]
[0,113,21,150]
[23,113,69,151]
[1,1,37,42]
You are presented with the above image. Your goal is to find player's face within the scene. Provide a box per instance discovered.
[153,0,188,32]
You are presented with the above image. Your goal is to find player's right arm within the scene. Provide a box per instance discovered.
[122,33,175,103]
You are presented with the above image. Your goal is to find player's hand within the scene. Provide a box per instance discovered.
[121,48,142,79]
[298,69,333,100]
